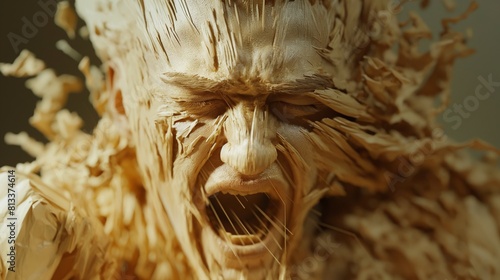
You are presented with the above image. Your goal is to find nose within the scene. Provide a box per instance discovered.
[220,103,277,176]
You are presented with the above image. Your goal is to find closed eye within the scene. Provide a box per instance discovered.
[270,101,322,118]
[179,98,228,118]
[269,94,333,125]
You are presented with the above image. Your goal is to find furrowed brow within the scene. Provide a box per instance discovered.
[161,72,221,92]
[160,72,336,95]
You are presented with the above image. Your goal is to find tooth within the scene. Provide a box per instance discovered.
[230,234,261,245]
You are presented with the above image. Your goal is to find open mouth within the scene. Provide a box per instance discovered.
[206,192,280,246]
[199,162,291,265]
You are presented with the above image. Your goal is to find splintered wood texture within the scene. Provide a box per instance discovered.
[0,1,499,279]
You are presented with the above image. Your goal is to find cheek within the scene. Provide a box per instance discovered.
[277,123,318,189]
[172,119,208,143]
[171,118,222,167]
[277,123,314,163]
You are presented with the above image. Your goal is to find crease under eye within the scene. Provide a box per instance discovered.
[270,101,320,116]
[268,93,319,105]
[179,98,228,118]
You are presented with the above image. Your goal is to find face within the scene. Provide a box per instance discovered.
[101,1,352,278]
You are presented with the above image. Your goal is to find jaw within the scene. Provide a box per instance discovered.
[197,192,328,280]
[202,194,287,265]
[194,162,292,278]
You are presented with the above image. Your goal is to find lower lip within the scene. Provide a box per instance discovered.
[201,206,287,268]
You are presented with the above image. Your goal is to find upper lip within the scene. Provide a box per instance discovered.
[204,163,289,202]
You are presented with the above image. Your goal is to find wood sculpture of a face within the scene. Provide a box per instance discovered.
[77,0,377,278]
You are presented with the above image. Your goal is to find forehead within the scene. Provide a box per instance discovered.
[142,0,335,84]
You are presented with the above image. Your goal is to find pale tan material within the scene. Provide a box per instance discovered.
[0,170,114,279]
[1,0,499,279]
[54,1,78,39]
[55,39,82,61]
[0,50,45,77]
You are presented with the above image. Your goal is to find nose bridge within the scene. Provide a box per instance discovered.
[221,102,277,176]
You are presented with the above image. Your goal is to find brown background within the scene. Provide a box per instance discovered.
[1,1,499,167]
[0,0,99,167]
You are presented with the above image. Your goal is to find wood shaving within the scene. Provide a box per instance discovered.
[0,170,115,279]
[4,132,44,158]
[25,69,82,139]
[0,50,45,77]
[54,1,78,39]
[55,39,82,61]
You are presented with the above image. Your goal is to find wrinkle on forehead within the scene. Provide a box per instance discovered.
[135,0,335,80]
[76,0,375,90]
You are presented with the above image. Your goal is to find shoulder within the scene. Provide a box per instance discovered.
[0,168,116,279]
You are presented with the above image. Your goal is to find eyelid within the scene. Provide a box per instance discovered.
[173,92,224,103]
[177,96,227,119]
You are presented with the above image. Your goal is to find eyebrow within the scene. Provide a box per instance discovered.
[160,72,336,95]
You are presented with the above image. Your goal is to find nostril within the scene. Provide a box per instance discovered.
[220,141,277,176]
